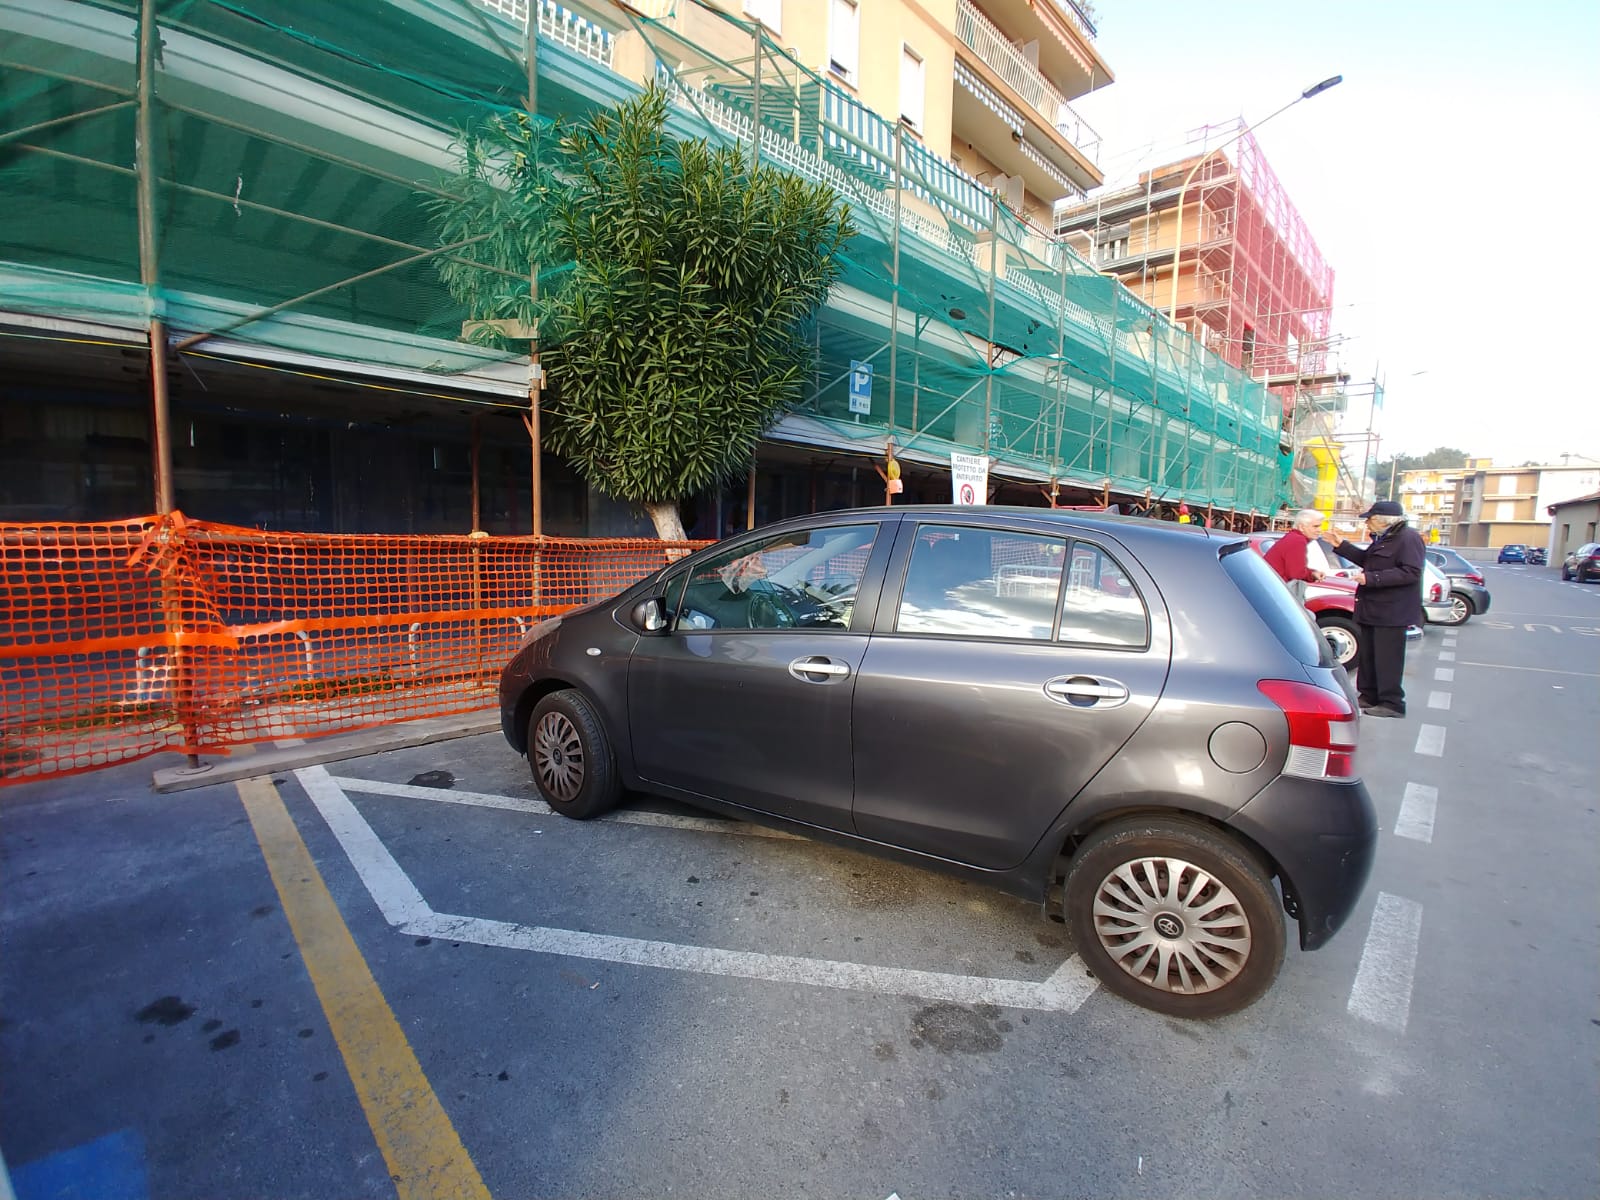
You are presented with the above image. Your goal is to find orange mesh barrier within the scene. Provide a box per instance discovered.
[1,514,708,783]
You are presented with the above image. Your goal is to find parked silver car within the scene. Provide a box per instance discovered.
[500,508,1377,1017]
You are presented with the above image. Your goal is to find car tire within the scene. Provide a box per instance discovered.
[1317,613,1359,669]
[1560,565,1572,581]
[1441,592,1472,626]
[1063,818,1285,1019]
[527,690,619,820]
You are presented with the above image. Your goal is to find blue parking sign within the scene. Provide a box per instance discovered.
[848,360,872,415]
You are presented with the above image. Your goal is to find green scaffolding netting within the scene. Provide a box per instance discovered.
[0,0,1292,513]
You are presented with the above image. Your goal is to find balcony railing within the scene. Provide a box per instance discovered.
[1051,0,1098,40]
[953,0,1100,163]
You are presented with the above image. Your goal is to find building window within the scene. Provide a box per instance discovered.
[743,0,780,35]
[899,44,925,131]
[828,0,859,83]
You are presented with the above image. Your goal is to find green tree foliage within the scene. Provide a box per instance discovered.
[430,86,855,539]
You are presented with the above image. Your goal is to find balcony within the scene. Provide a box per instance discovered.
[1049,0,1098,40]
[953,0,1101,192]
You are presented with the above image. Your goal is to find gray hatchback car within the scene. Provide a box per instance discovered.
[499,507,1377,1017]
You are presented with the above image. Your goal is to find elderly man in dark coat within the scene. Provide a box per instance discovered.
[1335,500,1426,717]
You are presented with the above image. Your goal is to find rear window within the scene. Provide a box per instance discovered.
[1220,542,1329,667]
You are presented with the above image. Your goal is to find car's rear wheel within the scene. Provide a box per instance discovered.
[1063,818,1285,1018]
[528,690,618,820]
[1317,613,1359,668]
[1441,592,1472,626]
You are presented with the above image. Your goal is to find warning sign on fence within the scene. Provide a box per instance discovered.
[950,453,989,506]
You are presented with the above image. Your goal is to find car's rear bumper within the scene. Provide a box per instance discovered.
[1227,776,1377,951]
[1457,583,1491,614]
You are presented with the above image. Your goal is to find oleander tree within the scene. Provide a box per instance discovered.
[431,84,855,539]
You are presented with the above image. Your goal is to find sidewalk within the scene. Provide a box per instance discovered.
[150,709,499,793]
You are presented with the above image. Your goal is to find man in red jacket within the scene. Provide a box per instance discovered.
[1264,509,1326,601]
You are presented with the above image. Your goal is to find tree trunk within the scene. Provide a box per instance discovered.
[643,500,687,542]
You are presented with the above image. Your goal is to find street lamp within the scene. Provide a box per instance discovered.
[1166,75,1343,326]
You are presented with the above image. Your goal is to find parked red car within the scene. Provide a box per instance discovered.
[1247,533,1428,668]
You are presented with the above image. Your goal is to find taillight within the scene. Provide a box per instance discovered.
[1467,572,1484,584]
[1257,679,1359,780]
[1429,582,1443,601]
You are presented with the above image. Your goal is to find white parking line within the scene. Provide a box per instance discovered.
[1347,892,1423,1033]
[1427,691,1452,710]
[298,767,1100,1014]
[1437,651,1455,662]
[326,775,803,841]
[1415,725,1446,756]
[1434,668,1454,681]
[1394,783,1438,843]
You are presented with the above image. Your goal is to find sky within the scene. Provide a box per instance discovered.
[1068,0,1600,468]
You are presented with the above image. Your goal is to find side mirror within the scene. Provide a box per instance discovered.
[630,597,668,634]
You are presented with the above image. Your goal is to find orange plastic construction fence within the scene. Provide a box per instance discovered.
[1,513,707,784]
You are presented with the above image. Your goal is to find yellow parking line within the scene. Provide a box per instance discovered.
[239,777,490,1200]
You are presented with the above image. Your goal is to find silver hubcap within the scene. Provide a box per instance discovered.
[533,711,584,802]
[1323,625,1357,665]
[1450,595,1469,622]
[1092,857,1252,996]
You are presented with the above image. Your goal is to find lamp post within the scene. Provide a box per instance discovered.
[1166,75,1342,327]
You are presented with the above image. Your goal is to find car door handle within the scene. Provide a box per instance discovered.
[789,656,851,682]
[1045,676,1129,706]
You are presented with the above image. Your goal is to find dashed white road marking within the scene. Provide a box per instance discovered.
[1438,651,1456,662]
[297,767,1100,1013]
[1455,662,1600,678]
[1434,668,1455,681]
[1394,783,1438,843]
[1427,691,1452,710]
[1348,892,1424,1033]
[1415,725,1446,756]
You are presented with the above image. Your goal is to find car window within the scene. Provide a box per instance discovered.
[896,525,1065,640]
[675,524,877,632]
[1220,542,1329,667]
[1059,542,1149,649]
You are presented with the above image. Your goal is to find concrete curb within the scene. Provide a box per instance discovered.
[151,711,500,793]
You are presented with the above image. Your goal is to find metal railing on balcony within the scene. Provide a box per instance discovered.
[953,0,1100,163]
[1050,0,1098,40]
[476,0,614,64]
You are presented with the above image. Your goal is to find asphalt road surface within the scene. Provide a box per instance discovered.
[3,562,1597,1199]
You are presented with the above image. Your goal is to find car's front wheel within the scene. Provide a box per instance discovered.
[527,690,619,820]
[1561,564,1573,580]
[1317,613,1359,668]
[1441,592,1472,626]
[1063,818,1286,1018]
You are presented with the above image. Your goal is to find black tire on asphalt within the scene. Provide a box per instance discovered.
[527,690,619,820]
[1561,565,1572,581]
[1317,613,1360,669]
[1062,817,1286,1019]
[1442,592,1472,626]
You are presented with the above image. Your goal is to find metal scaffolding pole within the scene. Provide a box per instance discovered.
[983,200,999,457]
[526,14,543,536]
[136,0,172,515]
[887,123,902,438]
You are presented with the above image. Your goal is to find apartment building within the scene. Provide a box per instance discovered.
[1,0,1290,533]
[1450,461,1600,549]
[1397,466,1464,542]
[716,0,1111,223]
[1052,129,1333,406]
